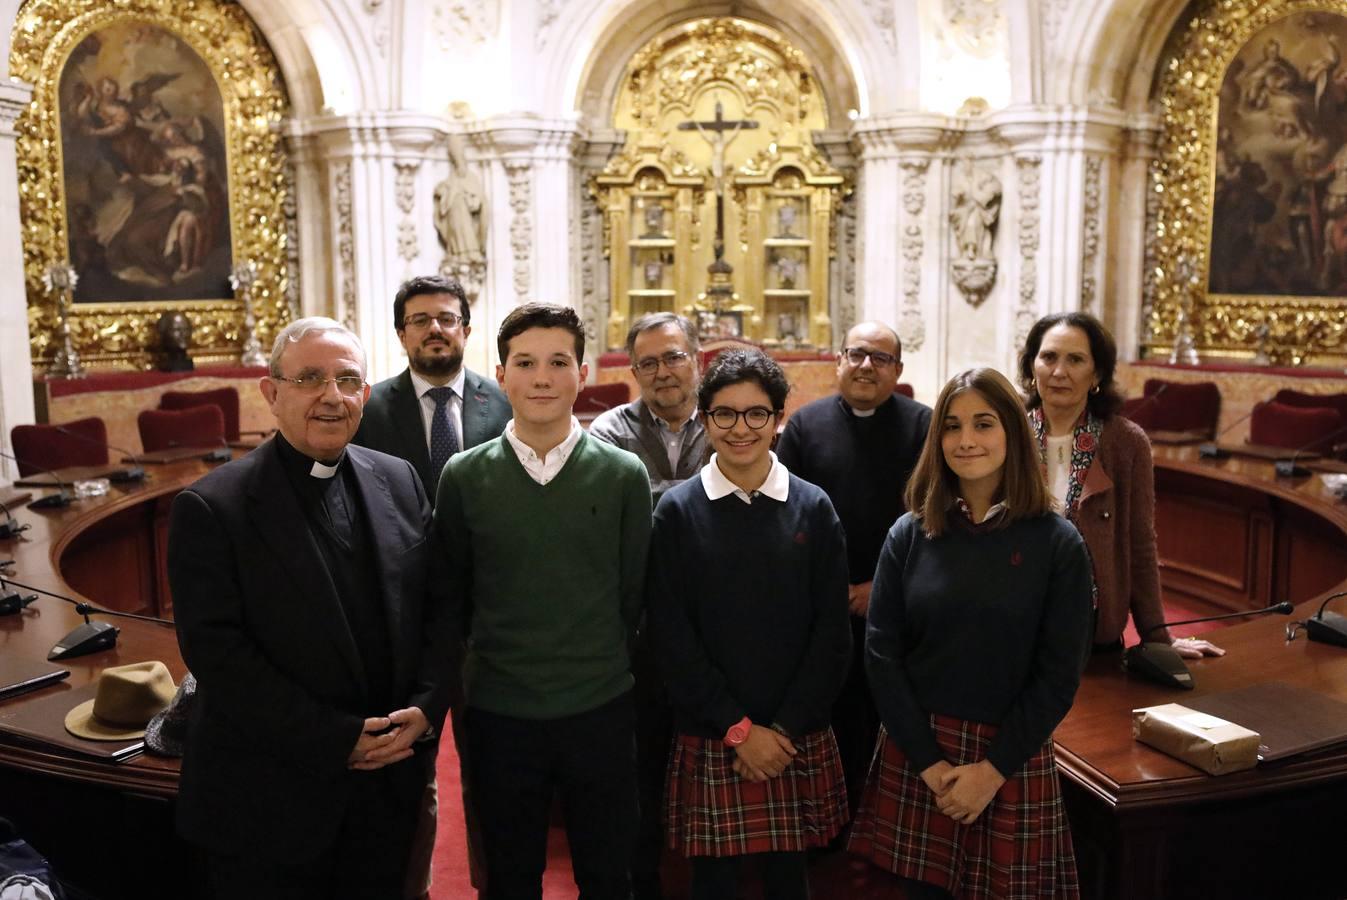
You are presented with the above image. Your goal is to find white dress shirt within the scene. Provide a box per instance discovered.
[503,417,584,485]
[700,451,790,505]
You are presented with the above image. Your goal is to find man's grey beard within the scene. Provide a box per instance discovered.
[411,345,463,378]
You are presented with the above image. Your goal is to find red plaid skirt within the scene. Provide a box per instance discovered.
[848,717,1080,899]
[664,727,849,857]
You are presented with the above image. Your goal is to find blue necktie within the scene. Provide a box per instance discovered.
[428,386,459,476]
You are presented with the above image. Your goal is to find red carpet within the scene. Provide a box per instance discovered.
[430,602,1237,898]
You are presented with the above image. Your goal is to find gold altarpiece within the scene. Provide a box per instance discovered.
[594,18,846,351]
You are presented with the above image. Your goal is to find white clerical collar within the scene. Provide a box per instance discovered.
[310,458,341,479]
[700,451,790,504]
[846,403,877,418]
[410,366,466,400]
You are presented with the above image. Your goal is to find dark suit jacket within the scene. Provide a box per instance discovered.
[167,439,460,860]
[353,367,511,500]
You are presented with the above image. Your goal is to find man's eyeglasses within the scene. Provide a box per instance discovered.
[840,347,898,368]
[707,406,775,430]
[272,374,367,396]
[634,351,692,376]
[403,312,463,330]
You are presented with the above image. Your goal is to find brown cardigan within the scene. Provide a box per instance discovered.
[1074,416,1168,645]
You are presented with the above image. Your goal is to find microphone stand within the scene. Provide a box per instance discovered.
[1123,601,1295,690]
[1198,406,1258,459]
[51,424,146,482]
[1300,591,1347,648]
[1275,423,1347,478]
[0,558,36,615]
[0,497,29,540]
[0,450,75,509]
[0,573,173,660]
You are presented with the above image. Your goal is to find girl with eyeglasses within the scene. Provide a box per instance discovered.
[847,368,1093,899]
[646,348,852,899]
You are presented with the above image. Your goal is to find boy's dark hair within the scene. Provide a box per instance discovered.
[393,275,469,332]
[697,348,790,412]
[497,302,586,361]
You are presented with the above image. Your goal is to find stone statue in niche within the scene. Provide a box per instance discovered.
[776,200,799,237]
[154,311,194,372]
[434,133,488,305]
[774,253,801,289]
[948,158,1002,306]
[642,202,666,238]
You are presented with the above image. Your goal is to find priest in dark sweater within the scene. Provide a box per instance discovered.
[774,320,932,814]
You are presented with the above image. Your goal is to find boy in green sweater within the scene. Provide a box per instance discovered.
[433,302,652,898]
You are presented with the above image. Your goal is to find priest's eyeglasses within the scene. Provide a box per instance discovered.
[272,374,367,396]
[403,312,463,330]
[707,406,775,430]
[841,347,898,368]
[634,351,691,376]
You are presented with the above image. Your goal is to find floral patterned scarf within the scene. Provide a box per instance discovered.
[1029,405,1102,521]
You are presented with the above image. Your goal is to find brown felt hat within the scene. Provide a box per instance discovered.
[64,661,177,741]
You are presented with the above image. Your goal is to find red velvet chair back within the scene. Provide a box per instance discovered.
[10,417,109,476]
[574,382,632,415]
[1120,396,1157,430]
[893,384,915,399]
[1271,389,1347,425]
[137,406,227,453]
[160,387,242,442]
[1248,401,1344,455]
[1137,378,1221,437]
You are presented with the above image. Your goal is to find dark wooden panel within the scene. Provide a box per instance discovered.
[60,502,157,617]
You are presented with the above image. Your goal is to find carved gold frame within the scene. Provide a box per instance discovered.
[1147,0,1347,366]
[10,0,290,369]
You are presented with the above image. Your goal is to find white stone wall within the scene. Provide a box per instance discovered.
[0,0,1195,442]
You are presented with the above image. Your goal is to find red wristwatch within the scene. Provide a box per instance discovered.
[723,716,752,747]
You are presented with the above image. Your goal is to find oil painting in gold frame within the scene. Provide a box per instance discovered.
[1149,0,1347,365]
[10,0,291,369]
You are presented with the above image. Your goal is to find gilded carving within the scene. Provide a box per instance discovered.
[11,0,291,369]
[1149,0,1347,364]
[1080,156,1102,310]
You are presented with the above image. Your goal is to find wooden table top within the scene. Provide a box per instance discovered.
[1054,445,1347,812]
[0,458,213,796]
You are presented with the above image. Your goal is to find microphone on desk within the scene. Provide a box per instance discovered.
[0,572,173,660]
[1199,405,1260,459]
[1293,591,1347,648]
[202,437,232,463]
[51,424,146,482]
[0,450,74,509]
[0,496,30,540]
[1274,423,1347,478]
[1123,601,1296,690]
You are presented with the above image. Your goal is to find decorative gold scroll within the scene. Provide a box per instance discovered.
[1148,0,1347,366]
[10,0,291,369]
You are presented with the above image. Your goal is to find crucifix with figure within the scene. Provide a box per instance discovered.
[678,100,759,276]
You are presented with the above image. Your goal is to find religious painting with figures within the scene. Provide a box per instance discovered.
[58,21,233,303]
[1210,11,1347,297]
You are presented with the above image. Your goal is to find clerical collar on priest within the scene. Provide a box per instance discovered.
[275,432,345,479]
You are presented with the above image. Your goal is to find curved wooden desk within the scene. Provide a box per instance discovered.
[0,459,212,898]
[1056,445,1347,899]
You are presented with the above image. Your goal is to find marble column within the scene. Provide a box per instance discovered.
[285,112,444,383]
[0,80,35,482]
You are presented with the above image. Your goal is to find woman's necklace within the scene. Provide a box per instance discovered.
[1057,442,1067,464]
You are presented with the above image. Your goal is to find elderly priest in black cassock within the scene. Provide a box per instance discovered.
[167,317,458,900]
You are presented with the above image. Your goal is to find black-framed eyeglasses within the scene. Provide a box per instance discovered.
[840,346,898,368]
[403,312,463,330]
[707,406,775,430]
[271,374,367,396]
[634,351,692,376]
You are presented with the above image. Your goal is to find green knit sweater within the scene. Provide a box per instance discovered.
[433,432,652,719]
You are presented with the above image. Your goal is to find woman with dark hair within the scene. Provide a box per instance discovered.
[647,348,852,900]
[848,367,1094,899]
[1017,312,1223,656]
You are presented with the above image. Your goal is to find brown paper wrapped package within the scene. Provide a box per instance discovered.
[1132,703,1261,775]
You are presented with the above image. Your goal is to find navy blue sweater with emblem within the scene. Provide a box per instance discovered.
[647,472,852,739]
[866,511,1094,778]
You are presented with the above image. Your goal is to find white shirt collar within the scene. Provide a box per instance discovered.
[846,403,877,418]
[503,417,584,484]
[410,366,466,400]
[700,451,790,504]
